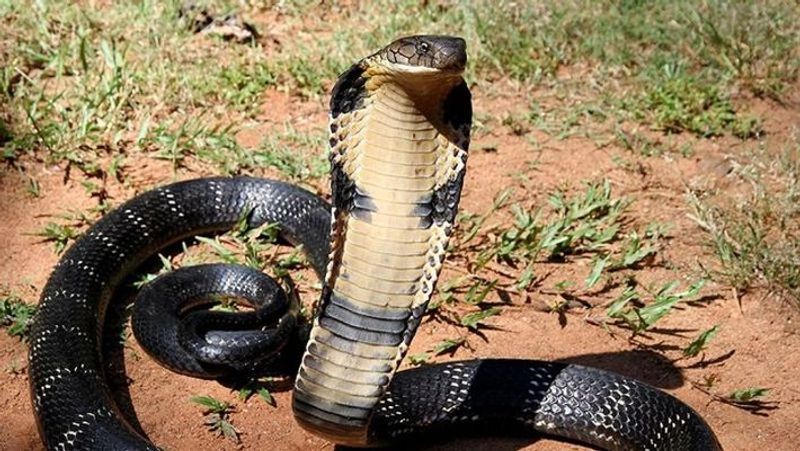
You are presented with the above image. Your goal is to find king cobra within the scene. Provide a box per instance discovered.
[28,36,721,450]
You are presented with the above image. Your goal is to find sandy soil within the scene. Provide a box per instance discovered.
[1,77,799,450]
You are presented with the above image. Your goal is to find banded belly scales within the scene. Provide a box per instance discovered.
[292,36,472,444]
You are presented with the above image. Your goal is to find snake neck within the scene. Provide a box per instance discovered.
[292,68,470,445]
[366,68,464,120]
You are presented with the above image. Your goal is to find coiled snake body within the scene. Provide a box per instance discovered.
[28,36,721,450]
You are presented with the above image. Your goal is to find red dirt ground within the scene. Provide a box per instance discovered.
[2,78,800,451]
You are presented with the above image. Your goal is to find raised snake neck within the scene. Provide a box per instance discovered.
[293,40,471,444]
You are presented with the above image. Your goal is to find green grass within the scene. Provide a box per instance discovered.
[190,395,240,443]
[629,66,757,137]
[34,222,81,255]
[683,325,720,358]
[605,279,707,335]
[0,292,38,340]
[729,387,770,403]
[449,179,633,295]
[1,1,288,175]
[4,0,798,171]
[439,180,692,337]
[237,378,276,406]
[688,139,800,303]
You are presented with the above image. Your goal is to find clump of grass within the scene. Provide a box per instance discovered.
[246,124,328,180]
[237,378,276,407]
[408,337,469,366]
[640,68,735,137]
[444,180,666,310]
[186,122,328,179]
[143,118,240,172]
[683,325,720,358]
[685,1,800,100]
[729,387,769,403]
[611,224,663,270]
[197,210,309,276]
[585,222,665,290]
[613,129,673,158]
[692,377,776,413]
[190,395,240,443]
[688,140,800,302]
[198,62,278,116]
[34,222,81,255]
[460,306,501,331]
[537,180,629,258]
[0,293,38,340]
[621,63,763,138]
[605,279,706,335]
[465,180,628,275]
[438,180,664,328]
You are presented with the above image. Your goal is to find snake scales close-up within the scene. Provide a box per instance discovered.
[27,35,721,451]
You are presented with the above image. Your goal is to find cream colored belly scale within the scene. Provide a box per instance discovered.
[293,80,461,441]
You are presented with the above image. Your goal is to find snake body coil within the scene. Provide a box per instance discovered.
[28,36,721,450]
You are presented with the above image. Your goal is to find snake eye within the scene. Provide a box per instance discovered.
[417,41,430,54]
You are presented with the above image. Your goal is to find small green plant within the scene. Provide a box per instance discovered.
[731,115,763,139]
[539,180,629,258]
[134,254,175,288]
[147,119,238,171]
[273,250,306,278]
[729,387,769,403]
[611,225,663,270]
[553,280,575,292]
[436,274,501,311]
[34,222,81,255]
[451,188,512,254]
[406,337,467,367]
[407,353,430,366]
[585,224,663,289]
[251,127,329,181]
[470,180,628,274]
[606,280,706,334]
[26,176,41,198]
[683,325,720,358]
[614,128,668,157]
[195,214,300,275]
[458,278,497,306]
[190,395,240,443]
[585,255,609,289]
[237,379,276,407]
[0,294,38,340]
[433,338,466,355]
[210,62,278,115]
[460,307,501,331]
[501,113,531,136]
[195,236,239,265]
